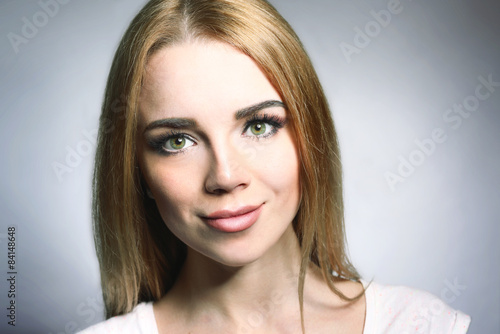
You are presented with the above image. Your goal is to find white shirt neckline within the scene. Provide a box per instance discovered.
[149,280,376,334]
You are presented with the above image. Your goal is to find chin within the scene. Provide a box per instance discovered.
[200,225,296,269]
[188,234,272,269]
[208,244,267,268]
[218,251,267,268]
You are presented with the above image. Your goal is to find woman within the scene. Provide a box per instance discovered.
[80,0,470,333]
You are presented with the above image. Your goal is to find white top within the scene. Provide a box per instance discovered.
[78,280,471,333]
[361,280,470,334]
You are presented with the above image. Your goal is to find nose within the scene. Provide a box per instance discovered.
[204,139,251,195]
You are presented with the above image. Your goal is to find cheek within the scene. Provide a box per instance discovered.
[146,167,202,242]
[254,132,300,199]
[143,157,202,219]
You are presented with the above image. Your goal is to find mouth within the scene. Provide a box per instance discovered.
[201,203,264,233]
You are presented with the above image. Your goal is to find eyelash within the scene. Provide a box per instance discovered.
[148,130,193,156]
[148,113,287,156]
[242,113,287,139]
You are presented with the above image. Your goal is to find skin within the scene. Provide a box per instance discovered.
[137,39,365,333]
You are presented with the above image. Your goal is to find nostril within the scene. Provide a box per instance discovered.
[204,168,250,194]
[209,188,226,195]
[203,141,253,195]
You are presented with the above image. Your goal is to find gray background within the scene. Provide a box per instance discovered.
[1,0,498,333]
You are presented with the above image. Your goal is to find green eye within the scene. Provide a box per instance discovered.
[149,132,195,155]
[168,137,186,150]
[242,114,286,139]
[250,122,266,135]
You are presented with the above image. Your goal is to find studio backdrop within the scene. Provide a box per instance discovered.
[0,0,499,333]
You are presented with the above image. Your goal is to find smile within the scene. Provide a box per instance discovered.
[201,204,264,233]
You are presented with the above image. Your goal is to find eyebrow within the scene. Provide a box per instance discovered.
[143,99,285,134]
[144,118,196,133]
[234,100,285,120]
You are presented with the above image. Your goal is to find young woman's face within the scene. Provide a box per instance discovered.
[137,40,301,267]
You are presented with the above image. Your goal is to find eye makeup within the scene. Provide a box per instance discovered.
[145,108,288,156]
[242,113,287,140]
[147,130,197,156]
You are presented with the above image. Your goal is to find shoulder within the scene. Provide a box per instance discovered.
[77,302,158,334]
[362,280,471,334]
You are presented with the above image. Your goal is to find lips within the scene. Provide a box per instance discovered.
[201,204,264,233]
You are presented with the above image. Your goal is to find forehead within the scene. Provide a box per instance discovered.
[138,40,281,122]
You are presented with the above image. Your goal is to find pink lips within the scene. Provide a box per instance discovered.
[202,204,264,233]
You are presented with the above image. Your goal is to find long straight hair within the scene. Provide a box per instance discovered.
[93,0,362,328]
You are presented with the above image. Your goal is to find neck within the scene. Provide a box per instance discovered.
[170,224,302,327]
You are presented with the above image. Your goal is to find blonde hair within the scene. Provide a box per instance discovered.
[93,0,362,327]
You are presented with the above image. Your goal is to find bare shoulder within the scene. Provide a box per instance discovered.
[332,278,366,299]
[153,293,185,334]
[303,273,366,333]
[304,267,366,308]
